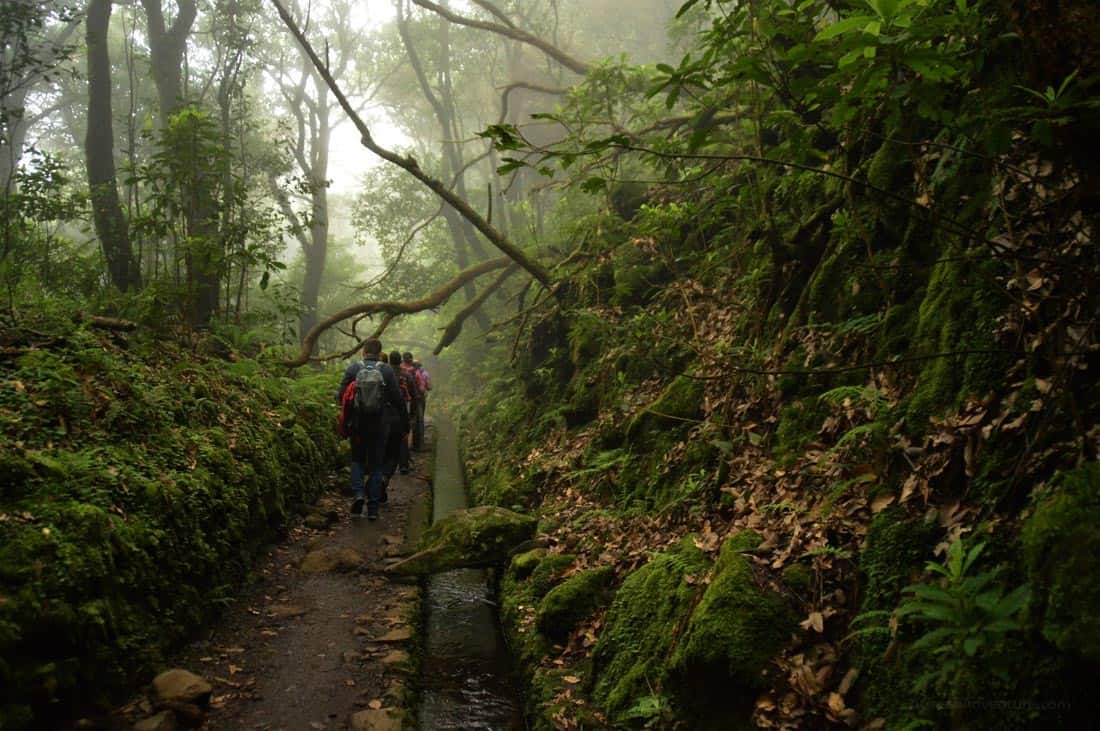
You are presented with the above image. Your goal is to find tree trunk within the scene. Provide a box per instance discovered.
[85,0,139,292]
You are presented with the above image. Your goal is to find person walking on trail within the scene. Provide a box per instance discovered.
[336,338,404,520]
[384,349,410,487]
[413,359,431,450]
[392,352,418,474]
[401,352,427,452]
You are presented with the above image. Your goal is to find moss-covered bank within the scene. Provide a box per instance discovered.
[0,326,342,728]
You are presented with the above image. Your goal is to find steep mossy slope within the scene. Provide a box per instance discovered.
[0,318,342,728]
[458,109,1098,731]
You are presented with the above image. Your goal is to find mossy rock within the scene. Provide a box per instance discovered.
[859,508,938,610]
[536,566,615,642]
[386,506,537,575]
[591,538,708,722]
[509,548,548,581]
[1022,462,1100,661]
[669,531,795,720]
[626,375,704,443]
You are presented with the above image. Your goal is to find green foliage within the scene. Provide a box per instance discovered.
[897,539,1029,693]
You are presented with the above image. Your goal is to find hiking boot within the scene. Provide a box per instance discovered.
[399,467,409,475]
[367,504,379,521]
[351,497,365,517]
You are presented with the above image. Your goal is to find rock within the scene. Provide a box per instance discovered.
[591,539,709,722]
[380,650,410,667]
[385,506,537,575]
[350,708,402,731]
[133,711,176,731]
[304,512,330,530]
[536,566,615,641]
[300,547,363,574]
[508,548,547,580]
[668,531,795,710]
[151,669,212,707]
[375,626,412,642]
[267,604,307,619]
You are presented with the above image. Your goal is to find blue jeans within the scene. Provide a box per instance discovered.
[349,428,388,508]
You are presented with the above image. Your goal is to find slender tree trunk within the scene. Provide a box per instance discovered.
[85,0,139,291]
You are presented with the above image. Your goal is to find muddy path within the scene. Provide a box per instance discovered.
[123,431,433,731]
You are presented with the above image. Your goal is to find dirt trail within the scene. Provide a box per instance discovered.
[145,433,433,730]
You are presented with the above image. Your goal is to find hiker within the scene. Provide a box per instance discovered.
[385,349,411,484]
[393,351,418,474]
[401,352,427,451]
[413,359,431,449]
[336,338,404,519]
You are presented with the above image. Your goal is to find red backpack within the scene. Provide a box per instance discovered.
[337,381,357,438]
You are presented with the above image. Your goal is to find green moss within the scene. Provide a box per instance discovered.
[611,241,669,306]
[592,539,708,722]
[774,398,828,459]
[567,313,610,368]
[1022,463,1100,661]
[781,562,814,595]
[0,336,342,728]
[626,375,704,442]
[509,548,548,580]
[537,566,615,641]
[853,509,939,725]
[669,531,794,720]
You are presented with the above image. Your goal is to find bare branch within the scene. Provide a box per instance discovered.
[283,257,512,367]
[407,0,590,75]
[434,264,520,354]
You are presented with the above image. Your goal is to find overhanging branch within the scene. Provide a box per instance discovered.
[270,0,554,288]
[283,257,511,367]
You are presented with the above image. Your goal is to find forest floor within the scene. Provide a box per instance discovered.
[116,440,433,731]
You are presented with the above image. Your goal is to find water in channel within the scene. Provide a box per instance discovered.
[417,417,525,730]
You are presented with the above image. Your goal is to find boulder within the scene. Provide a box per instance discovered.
[385,506,537,575]
[151,669,211,707]
[351,708,402,731]
[300,546,363,574]
[536,566,614,641]
[668,531,795,708]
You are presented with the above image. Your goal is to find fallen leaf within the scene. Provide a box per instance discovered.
[870,492,895,514]
[368,699,382,710]
[563,675,581,684]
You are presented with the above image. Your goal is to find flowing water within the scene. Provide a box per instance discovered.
[417,417,525,730]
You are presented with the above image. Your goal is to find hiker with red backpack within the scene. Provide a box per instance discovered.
[413,359,431,451]
[384,349,411,483]
[400,352,427,452]
[336,338,405,519]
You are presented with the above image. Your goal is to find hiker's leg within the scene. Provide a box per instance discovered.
[365,430,387,511]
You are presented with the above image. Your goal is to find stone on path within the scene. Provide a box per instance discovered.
[380,650,410,667]
[152,669,212,707]
[375,626,412,643]
[267,604,308,619]
[133,710,176,731]
[350,708,402,731]
[300,546,363,573]
[385,506,537,575]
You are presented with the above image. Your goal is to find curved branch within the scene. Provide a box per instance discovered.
[284,257,511,367]
[434,264,520,354]
[498,82,568,125]
[407,0,590,75]
[271,0,554,288]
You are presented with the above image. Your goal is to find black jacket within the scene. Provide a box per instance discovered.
[337,357,407,430]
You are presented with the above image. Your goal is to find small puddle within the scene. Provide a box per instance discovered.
[417,417,524,730]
